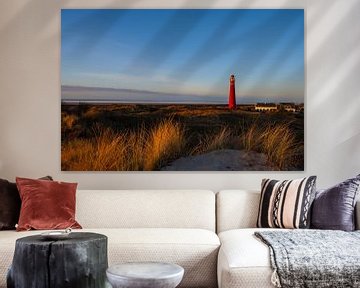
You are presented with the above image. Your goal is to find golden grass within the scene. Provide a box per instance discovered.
[62,117,302,171]
[61,114,77,130]
[83,107,101,119]
[191,122,301,170]
[61,127,126,170]
[193,127,233,154]
[241,124,265,151]
[92,126,128,170]
[144,120,185,170]
[241,122,301,170]
[61,119,185,171]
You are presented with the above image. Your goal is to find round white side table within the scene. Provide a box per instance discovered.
[106,262,184,288]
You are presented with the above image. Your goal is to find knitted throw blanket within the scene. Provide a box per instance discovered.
[255,230,360,288]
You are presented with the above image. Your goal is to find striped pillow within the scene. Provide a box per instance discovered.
[257,176,317,229]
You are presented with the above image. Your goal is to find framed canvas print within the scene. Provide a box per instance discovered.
[61,9,304,171]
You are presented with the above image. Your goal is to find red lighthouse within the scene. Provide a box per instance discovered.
[228,74,236,110]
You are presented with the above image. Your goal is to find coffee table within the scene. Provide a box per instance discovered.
[106,262,184,288]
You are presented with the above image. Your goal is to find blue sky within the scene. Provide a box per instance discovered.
[61,9,304,103]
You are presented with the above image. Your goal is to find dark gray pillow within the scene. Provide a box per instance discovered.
[0,179,20,230]
[311,174,360,231]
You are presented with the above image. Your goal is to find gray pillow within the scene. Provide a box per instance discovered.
[311,174,360,231]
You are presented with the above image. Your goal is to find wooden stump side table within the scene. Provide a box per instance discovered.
[7,232,108,288]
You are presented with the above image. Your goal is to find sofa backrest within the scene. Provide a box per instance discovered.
[216,190,260,233]
[217,190,360,232]
[76,190,216,231]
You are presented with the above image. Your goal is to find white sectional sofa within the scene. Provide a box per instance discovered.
[0,190,219,288]
[1,189,359,288]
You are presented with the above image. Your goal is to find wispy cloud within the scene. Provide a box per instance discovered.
[63,71,222,97]
[61,85,226,104]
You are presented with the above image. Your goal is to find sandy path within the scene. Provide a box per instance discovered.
[161,149,275,171]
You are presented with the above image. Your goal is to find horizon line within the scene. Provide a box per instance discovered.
[61,85,303,104]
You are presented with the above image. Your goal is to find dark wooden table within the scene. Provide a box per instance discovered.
[7,232,108,288]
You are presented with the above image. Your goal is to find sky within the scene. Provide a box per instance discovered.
[61,9,304,104]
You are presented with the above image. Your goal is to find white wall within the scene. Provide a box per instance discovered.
[0,0,359,190]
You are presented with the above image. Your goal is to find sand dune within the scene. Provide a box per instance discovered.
[161,149,275,171]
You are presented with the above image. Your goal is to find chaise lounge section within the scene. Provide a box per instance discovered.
[216,189,360,288]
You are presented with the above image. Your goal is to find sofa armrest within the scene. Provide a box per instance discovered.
[356,200,360,230]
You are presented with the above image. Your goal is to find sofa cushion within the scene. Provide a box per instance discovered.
[16,177,81,231]
[76,190,216,231]
[218,228,279,288]
[105,228,219,288]
[0,228,220,288]
[257,177,317,229]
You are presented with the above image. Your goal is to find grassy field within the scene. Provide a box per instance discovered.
[61,104,304,171]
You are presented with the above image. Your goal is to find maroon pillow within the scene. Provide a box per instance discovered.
[0,176,52,230]
[16,177,82,231]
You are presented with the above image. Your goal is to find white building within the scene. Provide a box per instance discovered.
[255,103,278,112]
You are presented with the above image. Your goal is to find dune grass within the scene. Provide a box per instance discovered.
[61,107,303,171]
[61,119,185,171]
[192,127,233,154]
[61,114,77,130]
[241,122,301,170]
[144,120,185,170]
